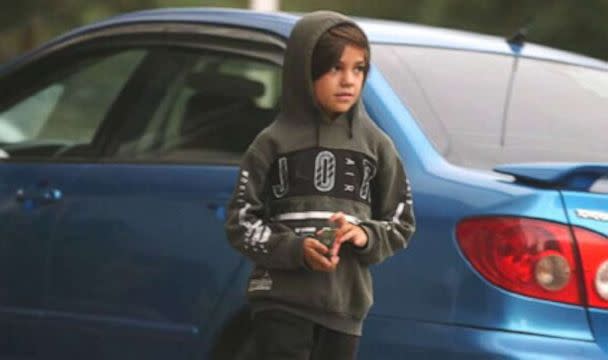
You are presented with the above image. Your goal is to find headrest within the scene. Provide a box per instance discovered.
[186,72,265,98]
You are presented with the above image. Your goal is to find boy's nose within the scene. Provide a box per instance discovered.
[340,73,355,86]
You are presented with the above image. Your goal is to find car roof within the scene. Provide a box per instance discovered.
[9,7,608,71]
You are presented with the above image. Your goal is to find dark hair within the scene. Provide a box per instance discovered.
[311,23,370,81]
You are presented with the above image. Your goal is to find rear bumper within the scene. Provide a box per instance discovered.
[360,315,606,360]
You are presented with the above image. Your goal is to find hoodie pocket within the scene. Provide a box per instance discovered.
[248,267,329,309]
[325,254,373,318]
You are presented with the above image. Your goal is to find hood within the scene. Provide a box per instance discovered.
[280,11,370,132]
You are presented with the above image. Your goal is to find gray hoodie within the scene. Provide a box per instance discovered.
[224,11,415,335]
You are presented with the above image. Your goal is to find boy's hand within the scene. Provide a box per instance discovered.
[303,238,339,272]
[329,212,369,256]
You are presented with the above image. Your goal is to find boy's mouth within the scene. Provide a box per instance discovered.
[335,93,354,101]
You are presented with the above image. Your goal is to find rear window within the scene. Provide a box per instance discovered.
[373,44,608,170]
[507,58,608,163]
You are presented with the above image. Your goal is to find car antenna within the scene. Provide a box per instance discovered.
[507,27,527,47]
[506,14,534,50]
[501,16,533,147]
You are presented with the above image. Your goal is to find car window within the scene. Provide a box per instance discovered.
[109,49,281,165]
[0,49,146,159]
[372,45,514,169]
[506,58,608,163]
[374,44,608,170]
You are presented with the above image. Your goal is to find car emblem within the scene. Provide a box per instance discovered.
[575,209,608,222]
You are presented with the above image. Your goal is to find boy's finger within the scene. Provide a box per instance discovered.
[338,228,358,243]
[330,255,340,266]
[311,252,334,271]
[329,211,343,220]
[305,247,325,266]
[329,212,346,226]
[334,229,353,253]
[329,212,347,227]
[335,223,351,237]
[307,238,329,254]
[330,241,343,256]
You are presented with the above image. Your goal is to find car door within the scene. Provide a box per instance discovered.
[0,46,148,358]
[0,164,80,359]
[35,29,283,359]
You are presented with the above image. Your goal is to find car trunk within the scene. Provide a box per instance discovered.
[561,189,608,354]
[496,163,608,352]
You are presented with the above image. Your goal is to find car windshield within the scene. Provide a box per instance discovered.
[373,44,608,170]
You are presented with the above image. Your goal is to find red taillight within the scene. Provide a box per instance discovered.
[456,217,582,305]
[572,227,608,309]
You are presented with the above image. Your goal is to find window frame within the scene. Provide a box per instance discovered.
[101,46,283,166]
[0,22,286,165]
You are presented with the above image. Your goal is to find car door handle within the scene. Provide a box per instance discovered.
[16,188,63,204]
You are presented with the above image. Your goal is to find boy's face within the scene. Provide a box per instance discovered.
[313,45,366,119]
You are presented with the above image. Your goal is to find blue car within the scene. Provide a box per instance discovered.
[1,7,607,359]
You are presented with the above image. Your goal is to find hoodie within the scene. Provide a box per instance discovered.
[224,11,415,336]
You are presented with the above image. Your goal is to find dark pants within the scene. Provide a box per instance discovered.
[253,310,360,360]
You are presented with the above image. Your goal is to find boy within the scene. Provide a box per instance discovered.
[224,10,415,360]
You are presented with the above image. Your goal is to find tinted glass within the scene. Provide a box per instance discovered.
[374,44,608,169]
[373,45,512,169]
[0,50,146,159]
[111,50,281,164]
[506,58,608,163]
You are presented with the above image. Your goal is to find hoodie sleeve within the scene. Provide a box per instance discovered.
[224,143,306,270]
[355,141,416,266]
